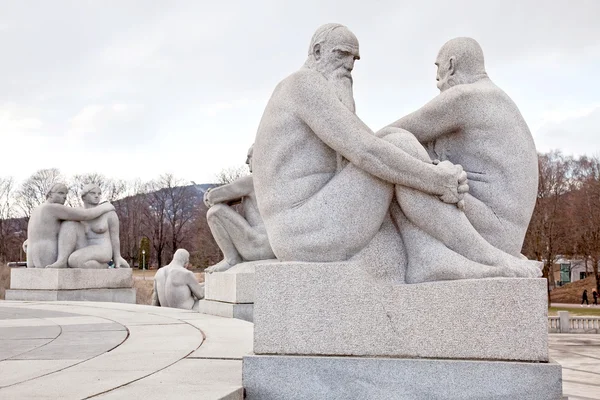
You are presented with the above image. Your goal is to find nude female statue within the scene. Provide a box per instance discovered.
[47,184,130,269]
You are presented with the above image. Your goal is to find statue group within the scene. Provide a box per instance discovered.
[207,24,542,284]
[26,183,129,269]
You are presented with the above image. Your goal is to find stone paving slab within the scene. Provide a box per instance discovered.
[0,324,60,339]
[0,301,247,399]
[549,334,600,399]
[0,359,80,388]
[96,359,243,400]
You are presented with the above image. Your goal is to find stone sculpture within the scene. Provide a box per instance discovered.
[152,249,205,310]
[46,183,130,269]
[384,37,540,282]
[204,145,275,273]
[26,183,115,268]
[252,23,541,283]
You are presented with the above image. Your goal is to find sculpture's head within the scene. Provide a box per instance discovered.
[46,183,68,205]
[246,144,254,173]
[81,184,102,206]
[305,23,359,112]
[173,249,190,267]
[435,37,488,92]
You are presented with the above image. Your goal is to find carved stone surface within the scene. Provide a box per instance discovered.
[253,261,548,362]
[9,268,133,290]
[5,288,136,303]
[204,260,275,304]
[152,249,204,310]
[243,355,564,400]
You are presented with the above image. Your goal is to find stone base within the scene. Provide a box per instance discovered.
[243,354,564,400]
[254,261,549,362]
[10,268,133,290]
[5,288,136,303]
[205,260,276,303]
[198,299,253,322]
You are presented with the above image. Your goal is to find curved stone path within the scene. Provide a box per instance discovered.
[0,301,252,399]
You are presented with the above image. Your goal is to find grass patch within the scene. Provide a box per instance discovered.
[549,306,600,317]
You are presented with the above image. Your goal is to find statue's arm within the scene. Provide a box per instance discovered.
[107,212,129,268]
[187,276,205,300]
[206,176,253,205]
[46,202,115,221]
[386,87,467,143]
[151,280,160,306]
[292,72,450,196]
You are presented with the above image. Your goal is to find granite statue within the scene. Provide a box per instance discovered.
[152,249,205,310]
[46,183,130,269]
[26,183,115,268]
[384,37,539,282]
[204,145,275,273]
[252,23,541,283]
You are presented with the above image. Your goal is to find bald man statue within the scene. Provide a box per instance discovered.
[152,249,205,310]
[26,183,115,268]
[385,37,540,282]
[253,24,540,283]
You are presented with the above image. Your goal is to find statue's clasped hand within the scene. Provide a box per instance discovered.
[203,188,214,208]
[434,160,469,210]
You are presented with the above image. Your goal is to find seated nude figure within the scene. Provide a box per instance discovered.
[383,37,540,282]
[26,183,115,268]
[47,184,130,269]
[252,23,540,283]
[204,144,275,273]
[152,249,205,310]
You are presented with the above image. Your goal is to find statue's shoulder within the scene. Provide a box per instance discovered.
[281,68,325,92]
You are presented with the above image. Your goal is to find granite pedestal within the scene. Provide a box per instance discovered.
[5,268,136,304]
[198,260,276,322]
[243,261,565,399]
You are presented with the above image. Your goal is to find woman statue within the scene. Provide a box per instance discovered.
[47,184,130,269]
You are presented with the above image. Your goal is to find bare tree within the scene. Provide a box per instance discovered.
[142,179,169,267]
[215,166,249,185]
[523,151,573,298]
[114,179,147,267]
[0,177,18,260]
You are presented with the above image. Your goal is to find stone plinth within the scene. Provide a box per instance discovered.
[243,355,564,400]
[200,260,277,322]
[10,268,133,289]
[6,268,136,304]
[205,261,263,303]
[253,261,549,362]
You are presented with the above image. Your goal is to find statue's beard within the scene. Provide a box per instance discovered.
[330,73,356,113]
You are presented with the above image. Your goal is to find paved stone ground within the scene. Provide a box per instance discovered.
[0,301,251,399]
[0,301,597,399]
[550,334,600,400]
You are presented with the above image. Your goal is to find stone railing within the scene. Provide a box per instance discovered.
[548,311,600,333]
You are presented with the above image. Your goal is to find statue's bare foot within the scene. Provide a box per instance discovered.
[46,260,67,269]
[205,260,234,274]
[504,259,543,278]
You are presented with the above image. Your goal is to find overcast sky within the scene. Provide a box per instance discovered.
[1,0,598,185]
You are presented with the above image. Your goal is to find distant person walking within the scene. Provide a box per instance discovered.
[593,289,598,306]
[581,289,589,306]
